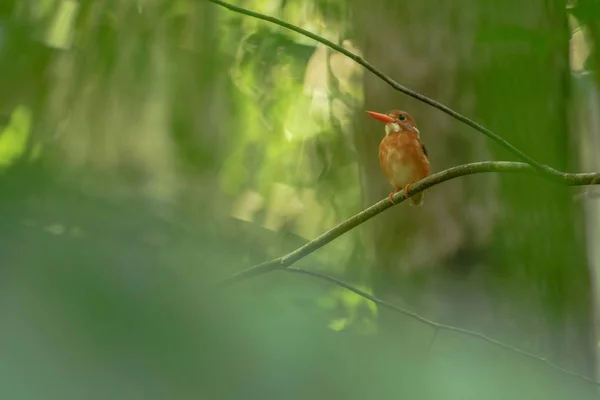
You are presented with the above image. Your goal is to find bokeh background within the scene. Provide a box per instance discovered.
[1,0,600,398]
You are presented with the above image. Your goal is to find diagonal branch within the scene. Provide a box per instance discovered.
[207,0,583,182]
[217,161,600,286]
[207,0,600,385]
[285,266,600,386]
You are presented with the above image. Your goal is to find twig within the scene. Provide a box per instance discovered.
[217,161,599,286]
[207,0,588,182]
[285,267,600,386]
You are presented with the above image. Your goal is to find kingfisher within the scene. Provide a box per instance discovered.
[366,109,430,206]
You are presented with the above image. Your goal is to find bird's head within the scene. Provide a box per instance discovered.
[366,109,419,136]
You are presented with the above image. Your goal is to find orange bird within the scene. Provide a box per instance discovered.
[366,109,430,206]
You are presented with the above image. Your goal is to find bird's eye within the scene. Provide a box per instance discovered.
[398,114,406,121]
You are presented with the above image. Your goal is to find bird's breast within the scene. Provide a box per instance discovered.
[379,133,428,187]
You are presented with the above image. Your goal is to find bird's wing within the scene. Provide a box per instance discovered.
[421,142,429,160]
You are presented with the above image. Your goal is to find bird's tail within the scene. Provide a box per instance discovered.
[409,191,425,207]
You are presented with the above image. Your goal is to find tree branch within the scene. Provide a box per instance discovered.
[208,0,600,386]
[207,0,592,182]
[217,161,599,286]
[285,266,600,386]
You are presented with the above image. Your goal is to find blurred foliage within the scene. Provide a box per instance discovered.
[0,0,599,397]
[0,0,373,342]
[0,106,31,167]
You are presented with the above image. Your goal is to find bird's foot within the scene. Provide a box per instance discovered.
[403,183,413,199]
[388,184,414,204]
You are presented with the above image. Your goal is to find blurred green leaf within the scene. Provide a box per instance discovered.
[0,105,30,168]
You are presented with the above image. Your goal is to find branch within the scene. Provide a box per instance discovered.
[209,0,600,284]
[285,267,600,386]
[208,0,600,385]
[207,0,590,182]
[217,161,599,286]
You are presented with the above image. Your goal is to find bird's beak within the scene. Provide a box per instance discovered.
[365,110,395,124]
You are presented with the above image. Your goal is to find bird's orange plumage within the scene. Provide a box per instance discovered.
[366,110,430,206]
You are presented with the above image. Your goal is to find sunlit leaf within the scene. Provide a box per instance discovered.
[328,317,348,331]
[0,106,31,168]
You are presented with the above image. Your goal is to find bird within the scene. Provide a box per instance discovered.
[365,109,430,206]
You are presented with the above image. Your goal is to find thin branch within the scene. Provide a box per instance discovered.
[207,0,600,385]
[209,0,600,284]
[285,267,600,386]
[207,0,587,182]
[217,161,599,286]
